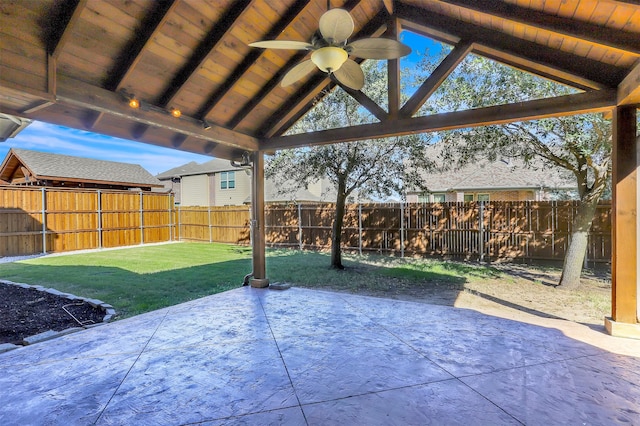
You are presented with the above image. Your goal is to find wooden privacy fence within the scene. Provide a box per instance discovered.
[0,186,611,264]
[177,201,611,263]
[0,186,174,257]
[276,202,611,262]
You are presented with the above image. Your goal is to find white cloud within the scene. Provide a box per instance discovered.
[0,121,213,175]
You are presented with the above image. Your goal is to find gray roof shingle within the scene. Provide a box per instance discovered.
[9,148,161,187]
[409,145,575,193]
[156,158,239,179]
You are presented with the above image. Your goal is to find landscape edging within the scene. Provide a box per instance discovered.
[0,279,116,354]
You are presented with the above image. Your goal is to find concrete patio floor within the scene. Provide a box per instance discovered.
[1,286,639,425]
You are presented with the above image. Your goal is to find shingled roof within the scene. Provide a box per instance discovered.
[409,145,575,194]
[155,158,239,180]
[0,148,162,189]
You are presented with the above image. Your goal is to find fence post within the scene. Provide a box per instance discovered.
[41,187,47,254]
[97,190,103,249]
[208,205,212,243]
[178,206,181,241]
[400,201,405,258]
[479,201,485,262]
[297,203,303,250]
[358,203,363,256]
[139,191,144,245]
[168,194,173,242]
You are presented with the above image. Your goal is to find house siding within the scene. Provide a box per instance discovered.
[181,174,209,206]
[214,170,251,206]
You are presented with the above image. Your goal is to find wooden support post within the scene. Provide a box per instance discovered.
[387,18,401,119]
[606,106,639,338]
[250,151,269,288]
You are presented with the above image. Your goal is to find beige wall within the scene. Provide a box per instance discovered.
[213,170,251,206]
[181,174,209,206]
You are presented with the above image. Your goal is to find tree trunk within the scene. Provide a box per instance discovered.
[331,188,347,270]
[558,199,599,289]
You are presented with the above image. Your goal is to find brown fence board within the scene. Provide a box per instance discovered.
[0,187,612,264]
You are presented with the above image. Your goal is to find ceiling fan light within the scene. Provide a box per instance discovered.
[311,46,348,73]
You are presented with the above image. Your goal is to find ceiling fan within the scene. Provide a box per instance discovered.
[249,7,411,90]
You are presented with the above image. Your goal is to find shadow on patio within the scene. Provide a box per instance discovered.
[1,286,638,425]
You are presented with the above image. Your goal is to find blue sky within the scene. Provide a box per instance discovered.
[1,32,442,176]
[0,121,213,176]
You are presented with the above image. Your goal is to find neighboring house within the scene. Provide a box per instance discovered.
[156,158,249,206]
[157,159,344,206]
[0,148,162,191]
[406,148,575,203]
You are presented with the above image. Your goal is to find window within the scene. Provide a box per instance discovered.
[464,194,474,202]
[418,194,429,203]
[220,171,235,189]
[477,193,490,202]
[432,193,446,203]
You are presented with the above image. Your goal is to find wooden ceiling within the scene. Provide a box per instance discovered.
[0,0,638,161]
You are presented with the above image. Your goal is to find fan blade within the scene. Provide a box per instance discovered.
[249,40,313,50]
[333,59,364,90]
[347,38,412,59]
[319,8,354,44]
[281,59,318,87]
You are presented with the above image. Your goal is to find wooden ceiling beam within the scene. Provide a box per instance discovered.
[50,0,87,60]
[91,0,180,130]
[120,0,254,140]
[339,83,388,121]
[197,0,311,120]
[387,17,402,118]
[53,74,259,152]
[618,62,640,106]
[396,3,627,89]
[437,0,640,55]
[263,89,617,150]
[259,10,390,137]
[159,0,256,108]
[104,0,180,91]
[399,39,473,118]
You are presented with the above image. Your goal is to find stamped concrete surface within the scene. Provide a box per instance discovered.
[0,287,638,425]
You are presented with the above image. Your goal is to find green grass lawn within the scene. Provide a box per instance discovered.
[0,242,501,319]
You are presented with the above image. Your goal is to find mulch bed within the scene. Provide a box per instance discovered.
[0,284,105,345]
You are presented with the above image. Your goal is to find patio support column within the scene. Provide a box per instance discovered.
[606,106,639,338]
[250,150,269,288]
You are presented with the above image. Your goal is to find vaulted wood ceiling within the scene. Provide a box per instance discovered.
[0,0,638,161]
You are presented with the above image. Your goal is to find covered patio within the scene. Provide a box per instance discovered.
[2,286,639,424]
[0,1,639,423]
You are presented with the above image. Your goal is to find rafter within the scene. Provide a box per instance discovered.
[158,0,256,108]
[396,3,627,90]
[90,0,180,129]
[104,0,180,91]
[128,0,254,139]
[196,0,311,119]
[263,89,617,150]
[618,61,640,106]
[47,0,87,97]
[226,50,310,129]
[339,83,388,121]
[50,0,87,59]
[399,39,473,119]
[437,0,640,55]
